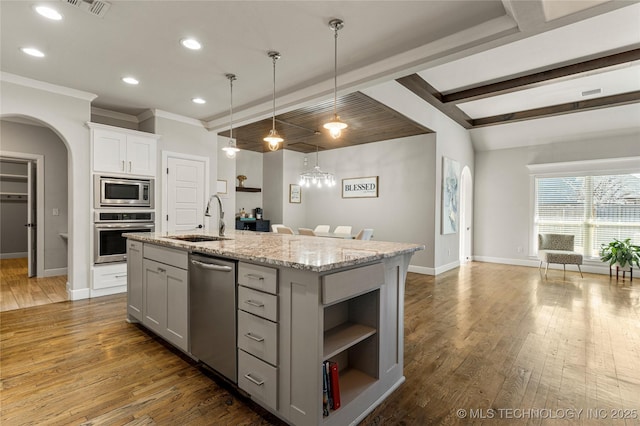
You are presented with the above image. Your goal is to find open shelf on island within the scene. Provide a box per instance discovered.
[0,174,28,181]
[323,323,376,360]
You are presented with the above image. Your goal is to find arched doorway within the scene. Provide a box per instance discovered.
[459,166,472,264]
[0,116,70,310]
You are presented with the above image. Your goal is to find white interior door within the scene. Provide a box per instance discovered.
[166,157,206,232]
[27,161,37,277]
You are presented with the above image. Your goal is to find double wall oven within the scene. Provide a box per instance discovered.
[93,175,155,265]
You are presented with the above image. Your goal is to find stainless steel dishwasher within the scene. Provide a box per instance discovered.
[189,253,237,383]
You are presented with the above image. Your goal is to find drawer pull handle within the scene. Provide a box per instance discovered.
[245,300,265,308]
[245,332,264,342]
[246,273,264,281]
[115,274,127,278]
[157,267,166,273]
[244,373,264,386]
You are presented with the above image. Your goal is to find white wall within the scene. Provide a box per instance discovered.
[0,121,69,271]
[282,150,308,231]
[236,149,263,217]
[263,150,284,225]
[0,76,94,299]
[150,114,219,231]
[363,80,475,272]
[217,137,237,230]
[474,132,640,264]
[304,135,436,269]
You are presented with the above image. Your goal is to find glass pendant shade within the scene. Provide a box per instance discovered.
[264,129,283,152]
[323,114,348,139]
[222,137,240,159]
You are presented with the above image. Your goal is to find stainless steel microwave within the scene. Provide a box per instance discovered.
[94,175,154,208]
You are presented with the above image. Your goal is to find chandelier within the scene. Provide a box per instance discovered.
[221,73,240,159]
[323,19,347,139]
[299,145,336,188]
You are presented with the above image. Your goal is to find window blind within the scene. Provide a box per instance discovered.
[535,174,640,258]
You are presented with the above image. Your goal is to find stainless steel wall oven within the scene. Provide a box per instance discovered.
[94,211,155,264]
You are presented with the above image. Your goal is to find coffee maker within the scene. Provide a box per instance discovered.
[254,207,263,220]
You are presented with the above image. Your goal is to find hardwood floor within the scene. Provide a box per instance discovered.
[0,258,67,312]
[1,262,638,425]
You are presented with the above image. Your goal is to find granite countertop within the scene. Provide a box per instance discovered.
[125,230,424,272]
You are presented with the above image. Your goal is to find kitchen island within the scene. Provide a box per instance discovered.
[125,230,423,426]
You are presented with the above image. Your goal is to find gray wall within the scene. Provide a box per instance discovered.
[236,149,263,217]
[263,150,284,225]
[0,120,68,270]
[474,131,640,262]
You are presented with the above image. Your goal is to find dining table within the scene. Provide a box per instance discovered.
[314,231,356,239]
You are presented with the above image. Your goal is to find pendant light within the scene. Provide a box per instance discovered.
[221,73,240,159]
[323,19,347,139]
[299,145,336,188]
[264,51,283,151]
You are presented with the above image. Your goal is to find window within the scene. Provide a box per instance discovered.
[534,173,640,259]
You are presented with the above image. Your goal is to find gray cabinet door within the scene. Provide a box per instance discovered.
[164,264,188,352]
[127,241,144,321]
[143,259,167,337]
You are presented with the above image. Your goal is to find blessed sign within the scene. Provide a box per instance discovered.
[342,176,379,198]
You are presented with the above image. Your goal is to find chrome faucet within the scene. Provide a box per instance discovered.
[204,194,225,236]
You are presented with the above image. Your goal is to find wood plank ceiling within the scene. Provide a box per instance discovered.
[218,92,433,154]
[220,47,640,154]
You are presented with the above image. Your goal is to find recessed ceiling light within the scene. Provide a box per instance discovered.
[192,98,206,104]
[181,38,202,50]
[21,47,45,58]
[122,76,139,85]
[34,5,63,20]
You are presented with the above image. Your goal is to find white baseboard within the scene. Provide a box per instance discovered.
[90,285,127,298]
[67,283,90,301]
[43,267,67,277]
[0,252,27,259]
[408,265,435,275]
[473,256,614,275]
[435,260,460,275]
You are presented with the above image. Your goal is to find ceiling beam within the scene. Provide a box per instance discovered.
[442,47,640,104]
[472,91,640,127]
[396,74,473,129]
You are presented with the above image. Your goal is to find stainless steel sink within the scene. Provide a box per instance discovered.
[166,235,228,242]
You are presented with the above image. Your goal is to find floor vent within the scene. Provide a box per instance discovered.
[63,0,111,18]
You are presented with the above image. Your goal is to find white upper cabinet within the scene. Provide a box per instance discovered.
[88,123,159,177]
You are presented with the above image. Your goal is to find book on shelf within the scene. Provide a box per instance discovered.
[328,361,341,410]
[322,360,341,415]
[322,363,329,417]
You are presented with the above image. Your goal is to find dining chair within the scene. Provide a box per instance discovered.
[276,226,294,234]
[271,224,284,232]
[298,228,316,236]
[313,225,330,233]
[334,225,352,235]
[355,228,374,241]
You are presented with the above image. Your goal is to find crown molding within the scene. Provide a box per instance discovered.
[0,72,97,102]
[91,107,139,123]
[149,109,206,128]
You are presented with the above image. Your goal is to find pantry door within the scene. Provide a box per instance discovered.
[164,153,209,233]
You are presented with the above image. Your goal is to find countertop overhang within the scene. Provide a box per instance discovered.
[125,230,424,272]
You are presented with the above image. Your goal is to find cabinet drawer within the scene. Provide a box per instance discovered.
[238,310,277,365]
[238,286,278,322]
[93,263,127,290]
[238,262,277,294]
[143,244,187,269]
[322,262,385,305]
[238,350,277,411]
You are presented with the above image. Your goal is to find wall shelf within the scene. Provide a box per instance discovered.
[236,187,261,193]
